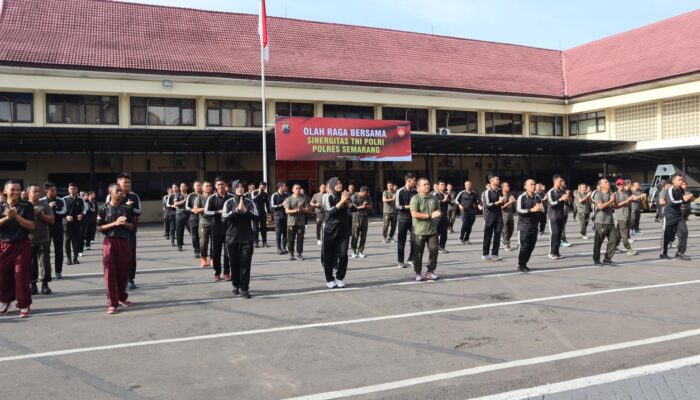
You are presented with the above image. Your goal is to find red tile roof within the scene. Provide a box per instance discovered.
[0,0,698,99]
[563,9,700,97]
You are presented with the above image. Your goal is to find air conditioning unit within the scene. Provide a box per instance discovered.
[446,158,456,167]
[361,161,372,168]
[329,160,340,168]
[438,127,451,136]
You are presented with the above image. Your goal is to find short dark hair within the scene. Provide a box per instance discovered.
[68,182,78,188]
[108,183,120,192]
[277,181,286,189]
[552,174,562,181]
[404,173,416,182]
[44,181,56,190]
[214,176,226,184]
[671,173,683,180]
[359,185,368,192]
[260,181,267,186]
[116,173,131,181]
[437,180,445,185]
[488,174,499,181]
[4,179,21,188]
[386,180,394,185]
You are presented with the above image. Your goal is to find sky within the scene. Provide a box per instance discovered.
[120,0,698,49]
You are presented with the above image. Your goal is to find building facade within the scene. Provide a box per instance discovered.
[1,0,699,221]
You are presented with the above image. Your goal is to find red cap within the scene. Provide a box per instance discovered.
[615,178,625,185]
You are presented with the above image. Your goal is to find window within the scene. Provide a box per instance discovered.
[131,97,196,126]
[436,109,477,133]
[206,100,262,127]
[382,107,429,131]
[46,94,118,125]
[0,92,33,123]
[569,111,605,135]
[485,112,523,135]
[323,104,374,119]
[529,115,563,136]
[275,102,315,118]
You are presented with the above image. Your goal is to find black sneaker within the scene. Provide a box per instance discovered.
[171,242,176,247]
[30,282,38,295]
[232,288,240,296]
[593,260,602,265]
[660,254,671,260]
[255,243,259,248]
[66,259,73,266]
[518,265,530,273]
[602,259,614,265]
[289,255,296,261]
[73,258,80,265]
[675,253,691,261]
[240,290,252,299]
[177,246,183,252]
[277,248,284,255]
[41,283,52,295]
[194,254,200,259]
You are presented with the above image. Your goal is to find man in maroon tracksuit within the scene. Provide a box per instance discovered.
[97,183,134,315]
[0,180,36,318]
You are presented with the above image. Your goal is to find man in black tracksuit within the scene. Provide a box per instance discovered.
[660,173,694,261]
[433,181,451,253]
[546,175,570,260]
[270,182,289,255]
[186,181,202,258]
[63,182,86,265]
[395,173,417,268]
[222,180,257,299]
[40,182,66,279]
[456,180,481,244]
[166,184,179,245]
[163,188,172,239]
[174,182,190,252]
[321,177,354,288]
[481,175,505,261]
[535,183,548,234]
[516,179,543,272]
[252,182,270,248]
[204,178,233,280]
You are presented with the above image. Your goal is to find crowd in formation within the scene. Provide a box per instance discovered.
[0,170,694,317]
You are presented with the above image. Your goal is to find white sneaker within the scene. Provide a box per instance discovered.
[629,238,635,243]
[482,255,491,261]
[581,235,589,240]
[317,240,322,246]
[415,274,423,282]
[627,249,638,255]
[548,254,558,260]
[398,262,406,268]
[334,279,346,288]
[78,252,84,257]
[0,302,9,315]
[358,252,366,258]
[406,260,415,267]
[326,281,337,289]
[350,252,358,258]
[491,255,502,261]
[425,271,440,281]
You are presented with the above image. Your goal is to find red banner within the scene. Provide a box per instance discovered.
[275,117,412,162]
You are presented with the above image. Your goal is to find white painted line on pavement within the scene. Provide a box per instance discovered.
[468,354,700,400]
[285,329,700,400]
[1,278,700,363]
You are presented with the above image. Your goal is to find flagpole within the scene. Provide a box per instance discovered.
[260,32,268,184]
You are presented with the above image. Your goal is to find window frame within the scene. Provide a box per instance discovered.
[45,94,119,125]
[529,115,564,137]
[569,111,606,135]
[485,112,523,135]
[275,101,315,118]
[0,92,34,123]
[206,100,263,127]
[382,107,429,132]
[322,104,375,120]
[436,109,478,134]
[130,97,196,127]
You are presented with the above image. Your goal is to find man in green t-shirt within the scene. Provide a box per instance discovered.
[284,184,311,261]
[410,177,441,282]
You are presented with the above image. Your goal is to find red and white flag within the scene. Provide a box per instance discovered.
[258,0,269,62]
